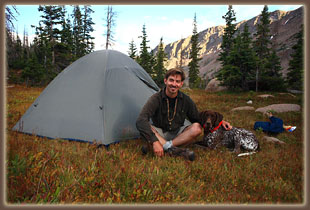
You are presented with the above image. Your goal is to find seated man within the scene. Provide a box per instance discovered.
[136,68,231,161]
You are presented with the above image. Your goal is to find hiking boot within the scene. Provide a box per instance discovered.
[166,146,195,161]
[285,126,296,132]
[141,145,149,155]
[194,141,209,148]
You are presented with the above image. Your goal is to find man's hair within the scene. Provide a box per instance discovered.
[165,68,186,81]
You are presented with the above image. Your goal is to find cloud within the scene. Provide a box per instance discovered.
[113,23,141,52]
[92,25,106,51]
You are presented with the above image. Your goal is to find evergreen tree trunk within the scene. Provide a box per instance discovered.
[256,65,259,92]
[104,6,116,50]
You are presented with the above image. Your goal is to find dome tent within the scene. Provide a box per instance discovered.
[13,50,159,145]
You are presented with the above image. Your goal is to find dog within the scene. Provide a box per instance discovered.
[197,110,259,154]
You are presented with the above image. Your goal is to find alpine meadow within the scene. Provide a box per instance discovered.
[5,5,305,205]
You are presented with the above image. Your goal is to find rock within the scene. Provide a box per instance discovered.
[255,104,301,114]
[279,93,296,97]
[257,94,275,98]
[231,106,255,111]
[262,136,286,144]
[288,89,303,94]
[205,78,227,92]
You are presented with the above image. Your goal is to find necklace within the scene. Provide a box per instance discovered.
[166,97,178,126]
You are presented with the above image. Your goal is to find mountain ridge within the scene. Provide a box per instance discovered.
[155,7,303,86]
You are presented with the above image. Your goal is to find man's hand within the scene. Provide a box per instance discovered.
[153,141,164,157]
[222,120,232,130]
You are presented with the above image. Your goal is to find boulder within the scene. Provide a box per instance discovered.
[205,78,227,92]
[231,106,255,111]
[288,89,303,94]
[257,94,275,98]
[279,93,296,97]
[262,136,286,144]
[255,104,301,114]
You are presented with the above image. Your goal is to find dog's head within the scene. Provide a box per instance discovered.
[199,110,223,133]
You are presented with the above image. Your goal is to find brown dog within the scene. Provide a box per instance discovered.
[198,110,259,153]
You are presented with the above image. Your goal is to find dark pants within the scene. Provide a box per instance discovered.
[254,116,284,134]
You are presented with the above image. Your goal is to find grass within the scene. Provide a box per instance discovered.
[5,85,304,205]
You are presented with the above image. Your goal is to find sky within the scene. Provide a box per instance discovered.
[10,4,303,55]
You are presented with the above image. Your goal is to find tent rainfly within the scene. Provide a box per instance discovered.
[13,50,159,145]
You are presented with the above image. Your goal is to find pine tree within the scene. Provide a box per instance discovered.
[263,47,285,91]
[83,6,95,53]
[25,5,95,86]
[22,53,44,86]
[188,13,202,88]
[72,5,85,59]
[72,5,95,58]
[128,39,137,59]
[29,25,53,85]
[238,24,257,90]
[31,5,63,82]
[32,21,50,70]
[55,6,73,70]
[217,5,237,88]
[138,24,153,75]
[287,26,304,90]
[6,5,20,71]
[5,6,18,32]
[14,33,24,69]
[153,37,167,88]
[217,24,257,91]
[22,26,30,65]
[150,50,157,78]
[218,5,236,66]
[38,5,63,66]
[32,20,55,83]
[35,6,62,80]
[254,5,271,91]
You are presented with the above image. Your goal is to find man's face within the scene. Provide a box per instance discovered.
[164,74,184,97]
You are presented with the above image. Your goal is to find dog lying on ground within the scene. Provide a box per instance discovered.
[197,110,259,154]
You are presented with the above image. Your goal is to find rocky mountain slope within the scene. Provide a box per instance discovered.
[156,7,303,86]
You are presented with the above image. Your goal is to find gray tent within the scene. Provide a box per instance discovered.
[13,50,159,145]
